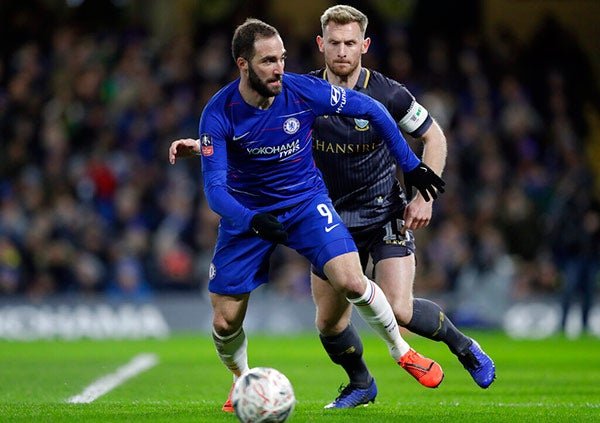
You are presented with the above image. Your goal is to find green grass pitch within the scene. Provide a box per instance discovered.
[1,331,598,422]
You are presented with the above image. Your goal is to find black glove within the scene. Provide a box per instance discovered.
[403,161,446,202]
[250,213,288,243]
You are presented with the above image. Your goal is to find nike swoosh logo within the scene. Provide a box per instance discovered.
[232,132,250,141]
[325,224,340,232]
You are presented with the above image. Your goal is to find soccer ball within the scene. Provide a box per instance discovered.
[231,367,296,423]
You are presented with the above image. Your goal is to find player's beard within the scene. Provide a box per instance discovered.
[248,63,282,97]
[328,58,359,79]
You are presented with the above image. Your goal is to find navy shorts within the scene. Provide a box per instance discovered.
[208,192,357,295]
[312,210,416,279]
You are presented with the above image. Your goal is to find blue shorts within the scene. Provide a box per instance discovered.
[208,192,357,295]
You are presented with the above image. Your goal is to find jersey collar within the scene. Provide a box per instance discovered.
[322,67,371,90]
[355,68,370,90]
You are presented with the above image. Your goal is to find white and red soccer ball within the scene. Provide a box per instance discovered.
[231,367,296,423]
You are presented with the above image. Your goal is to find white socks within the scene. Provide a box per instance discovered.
[212,326,249,378]
[212,280,410,375]
[348,278,410,361]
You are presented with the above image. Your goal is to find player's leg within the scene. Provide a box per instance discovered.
[323,251,408,359]
[372,222,495,388]
[324,252,443,388]
[283,195,402,356]
[284,193,442,388]
[311,273,377,408]
[211,292,251,377]
[211,291,250,412]
[312,273,354,337]
[376,254,472,351]
[208,224,276,411]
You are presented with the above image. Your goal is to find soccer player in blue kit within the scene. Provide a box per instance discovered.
[168,18,446,411]
[308,5,496,408]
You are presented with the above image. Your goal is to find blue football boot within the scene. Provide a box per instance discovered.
[324,379,378,409]
[458,338,496,388]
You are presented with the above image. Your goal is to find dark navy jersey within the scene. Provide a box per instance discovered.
[199,72,420,234]
[309,68,434,230]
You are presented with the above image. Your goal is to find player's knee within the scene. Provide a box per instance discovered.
[396,310,412,326]
[393,302,413,326]
[212,317,240,337]
[323,255,365,298]
[328,273,365,299]
[317,320,348,336]
[315,305,352,335]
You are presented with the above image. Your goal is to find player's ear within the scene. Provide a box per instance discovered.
[236,56,248,72]
[362,37,371,54]
[316,35,325,52]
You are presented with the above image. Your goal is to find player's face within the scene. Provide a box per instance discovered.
[247,35,286,97]
[317,22,370,78]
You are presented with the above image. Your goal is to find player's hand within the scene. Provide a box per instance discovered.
[402,194,433,233]
[250,213,288,243]
[403,161,445,202]
[168,138,200,164]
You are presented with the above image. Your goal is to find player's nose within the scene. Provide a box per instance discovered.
[274,59,284,74]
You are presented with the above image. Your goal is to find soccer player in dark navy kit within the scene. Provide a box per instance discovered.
[310,5,496,408]
[169,18,445,412]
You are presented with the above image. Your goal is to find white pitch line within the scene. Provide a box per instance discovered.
[67,353,159,404]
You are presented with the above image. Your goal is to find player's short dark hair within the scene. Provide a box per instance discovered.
[320,5,368,38]
[232,18,280,61]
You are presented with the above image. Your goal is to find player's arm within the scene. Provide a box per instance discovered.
[347,92,446,200]
[392,85,447,227]
[418,119,447,186]
[198,119,287,242]
[334,84,446,199]
[168,136,285,241]
[167,135,252,232]
[289,74,418,170]
[199,141,252,235]
[341,88,446,201]
[387,84,446,202]
[290,73,444,200]
[167,134,253,231]
[403,120,447,230]
[203,165,287,242]
[196,106,256,234]
[393,86,447,179]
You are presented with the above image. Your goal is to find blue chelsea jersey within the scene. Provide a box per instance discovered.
[199,72,419,234]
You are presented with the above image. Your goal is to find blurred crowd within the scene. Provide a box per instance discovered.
[0,1,599,326]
